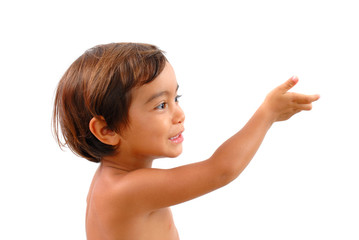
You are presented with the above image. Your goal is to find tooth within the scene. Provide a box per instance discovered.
[170,134,179,140]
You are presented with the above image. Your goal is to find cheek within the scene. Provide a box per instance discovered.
[127,107,171,141]
[131,116,168,140]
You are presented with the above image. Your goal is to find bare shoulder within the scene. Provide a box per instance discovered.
[86,166,141,239]
[88,166,133,208]
[87,166,162,218]
[86,166,180,240]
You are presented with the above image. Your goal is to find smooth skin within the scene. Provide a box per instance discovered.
[86,62,320,240]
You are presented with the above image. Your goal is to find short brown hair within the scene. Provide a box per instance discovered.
[52,43,167,162]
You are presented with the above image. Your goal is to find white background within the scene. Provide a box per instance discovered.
[1,0,358,239]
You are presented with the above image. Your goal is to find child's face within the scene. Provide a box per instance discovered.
[118,62,185,160]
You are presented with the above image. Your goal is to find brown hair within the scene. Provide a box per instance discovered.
[52,43,167,162]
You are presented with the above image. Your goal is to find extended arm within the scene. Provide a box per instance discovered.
[209,76,320,184]
[116,76,320,212]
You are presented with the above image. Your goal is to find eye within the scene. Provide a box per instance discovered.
[175,95,182,103]
[155,102,167,110]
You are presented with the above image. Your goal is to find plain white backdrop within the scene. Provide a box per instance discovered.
[1,0,358,239]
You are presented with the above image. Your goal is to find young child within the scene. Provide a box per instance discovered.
[53,42,319,240]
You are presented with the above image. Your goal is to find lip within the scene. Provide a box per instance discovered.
[169,130,184,144]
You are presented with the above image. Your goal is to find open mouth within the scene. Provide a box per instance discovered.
[169,132,184,143]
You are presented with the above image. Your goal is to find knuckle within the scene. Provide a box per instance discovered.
[305,96,312,104]
[302,104,312,111]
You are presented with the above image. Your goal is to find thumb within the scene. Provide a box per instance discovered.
[278,76,299,93]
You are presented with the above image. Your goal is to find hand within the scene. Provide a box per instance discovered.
[262,76,320,122]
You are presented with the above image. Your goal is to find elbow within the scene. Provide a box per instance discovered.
[217,171,236,188]
[209,155,248,188]
[211,158,240,188]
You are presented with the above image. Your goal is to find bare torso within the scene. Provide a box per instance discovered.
[86,167,179,240]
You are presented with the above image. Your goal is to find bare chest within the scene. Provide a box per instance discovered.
[145,208,179,239]
[87,204,179,240]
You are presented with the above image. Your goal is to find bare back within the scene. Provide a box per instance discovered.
[86,166,179,240]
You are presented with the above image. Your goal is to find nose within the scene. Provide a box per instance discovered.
[173,105,185,124]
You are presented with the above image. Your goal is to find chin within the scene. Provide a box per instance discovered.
[167,148,183,158]
[151,148,182,159]
[169,152,182,158]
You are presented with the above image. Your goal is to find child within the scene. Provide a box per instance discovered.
[53,42,319,240]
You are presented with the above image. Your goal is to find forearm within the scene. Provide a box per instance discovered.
[209,104,274,184]
[207,76,319,187]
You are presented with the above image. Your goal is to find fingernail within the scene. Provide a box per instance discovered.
[291,76,298,83]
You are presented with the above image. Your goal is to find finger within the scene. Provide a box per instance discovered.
[299,103,313,111]
[277,76,299,93]
[292,102,314,111]
[291,93,320,104]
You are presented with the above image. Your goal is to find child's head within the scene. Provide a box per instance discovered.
[53,43,168,162]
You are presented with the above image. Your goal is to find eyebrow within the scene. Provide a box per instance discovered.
[146,84,179,104]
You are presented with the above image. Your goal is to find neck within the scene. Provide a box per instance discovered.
[100,151,154,172]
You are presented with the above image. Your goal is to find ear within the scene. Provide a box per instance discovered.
[89,116,121,146]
